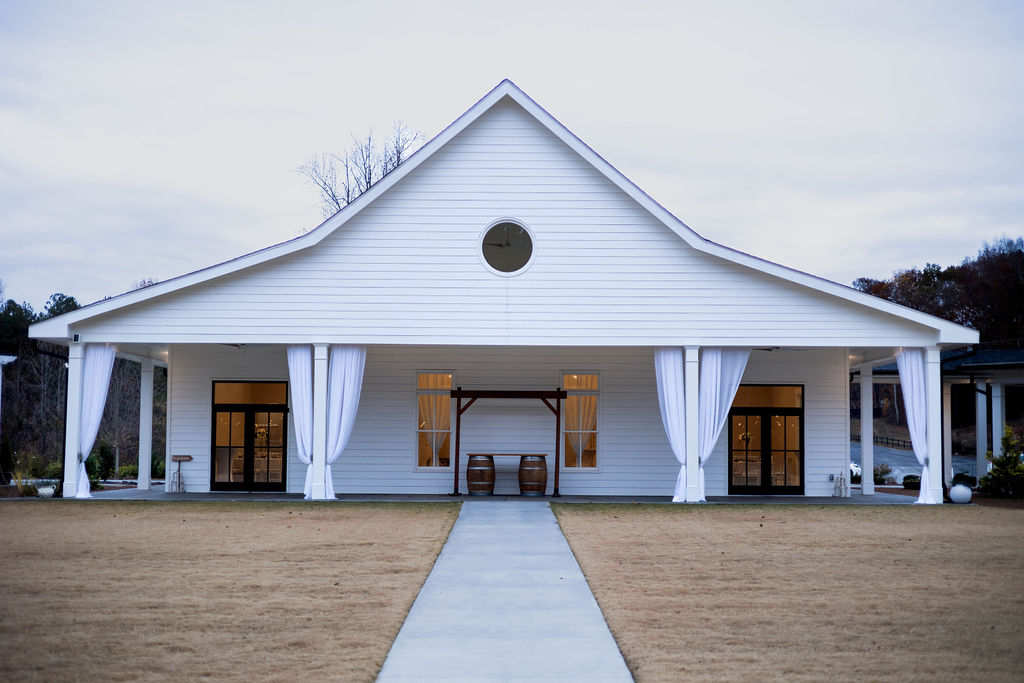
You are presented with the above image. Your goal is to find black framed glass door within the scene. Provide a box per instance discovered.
[211,382,288,492]
[728,385,803,495]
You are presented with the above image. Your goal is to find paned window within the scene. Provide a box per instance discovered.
[563,372,598,468]
[728,384,803,494]
[417,372,453,467]
[211,381,287,491]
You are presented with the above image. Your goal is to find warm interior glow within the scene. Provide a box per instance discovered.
[417,373,452,467]
[213,382,288,405]
[563,373,598,467]
[732,385,802,408]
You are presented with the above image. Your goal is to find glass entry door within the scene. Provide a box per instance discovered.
[213,409,287,490]
[211,382,288,492]
[728,385,803,495]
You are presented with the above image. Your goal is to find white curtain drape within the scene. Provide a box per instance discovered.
[324,345,366,499]
[76,344,115,498]
[417,374,450,467]
[697,348,750,502]
[565,393,597,466]
[286,345,315,499]
[896,348,938,504]
[654,348,688,502]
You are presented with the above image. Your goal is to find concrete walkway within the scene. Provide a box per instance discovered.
[377,500,633,682]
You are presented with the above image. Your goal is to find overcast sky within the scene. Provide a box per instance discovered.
[1,0,1022,311]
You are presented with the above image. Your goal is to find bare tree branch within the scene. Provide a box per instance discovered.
[299,121,423,221]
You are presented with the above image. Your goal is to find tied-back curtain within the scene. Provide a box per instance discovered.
[286,345,315,499]
[697,348,750,502]
[324,345,366,499]
[565,394,597,466]
[896,348,938,504]
[654,348,687,502]
[76,344,116,499]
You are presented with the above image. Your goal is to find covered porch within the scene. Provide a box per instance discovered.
[57,341,951,503]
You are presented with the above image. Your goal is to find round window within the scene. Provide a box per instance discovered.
[481,221,533,274]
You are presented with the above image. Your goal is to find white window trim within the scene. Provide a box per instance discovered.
[560,370,601,473]
[477,217,538,277]
[413,370,455,471]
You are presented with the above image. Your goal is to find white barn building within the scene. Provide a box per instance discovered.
[30,80,977,503]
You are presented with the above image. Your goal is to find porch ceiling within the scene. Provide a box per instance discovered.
[113,343,169,366]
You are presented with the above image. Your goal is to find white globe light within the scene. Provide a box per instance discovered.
[949,484,972,504]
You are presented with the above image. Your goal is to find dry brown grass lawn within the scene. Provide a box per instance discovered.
[0,501,459,682]
[554,504,1024,682]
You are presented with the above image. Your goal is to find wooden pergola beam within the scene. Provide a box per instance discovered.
[451,389,567,401]
[449,386,567,497]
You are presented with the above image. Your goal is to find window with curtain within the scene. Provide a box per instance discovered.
[416,372,453,468]
[563,372,598,468]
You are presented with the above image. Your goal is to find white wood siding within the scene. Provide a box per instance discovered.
[75,101,935,348]
[168,344,848,496]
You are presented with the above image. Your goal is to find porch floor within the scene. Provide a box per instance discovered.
[86,488,919,504]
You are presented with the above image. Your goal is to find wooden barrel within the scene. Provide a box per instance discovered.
[466,454,495,496]
[518,455,547,496]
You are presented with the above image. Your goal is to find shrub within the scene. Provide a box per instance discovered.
[43,460,62,480]
[152,456,165,478]
[25,453,46,479]
[850,473,862,484]
[12,467,31,496]
[902,474,921,490]
[979,428,1024,498]
[85,455,101,489]
[95,444,115,481]
[873,463,892,485]
[952,472,977,487]
[117,464,138,479]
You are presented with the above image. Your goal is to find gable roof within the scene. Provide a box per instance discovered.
[31,80,978,344]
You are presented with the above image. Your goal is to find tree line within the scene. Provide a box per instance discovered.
[853,236,1024,347]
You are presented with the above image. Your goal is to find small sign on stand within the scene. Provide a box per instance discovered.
[169,455,192,493]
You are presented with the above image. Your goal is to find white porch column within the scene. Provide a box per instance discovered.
[63,343,84,497]
[976,379,989,475]
[137,359,154,490]
[683,346,700,502]
[925,347,943,503]
[311,343,329,500]
[860,368,874,495]
[992,382,1005,458]
[942,380,953,487]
